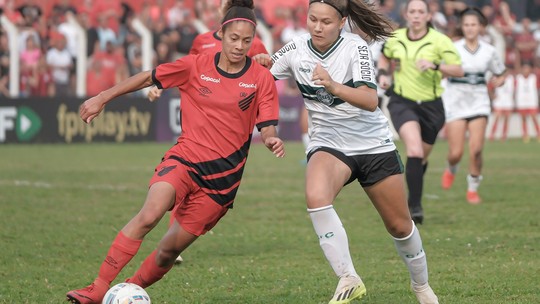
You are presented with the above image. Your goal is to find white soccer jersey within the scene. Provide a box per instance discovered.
[443,39,506,122]
[270,32,395,155]
[515,74,539,110]
[492,74,515,110]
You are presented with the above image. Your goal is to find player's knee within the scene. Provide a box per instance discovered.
[305,190,332,208]
[386,220,412,238]
[155,247,180,267]
[136,211,162,232]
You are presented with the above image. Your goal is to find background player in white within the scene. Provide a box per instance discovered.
[256,0,438,303]
[514,62,540,143]
[440,7,506,204]
[489,68,515,141]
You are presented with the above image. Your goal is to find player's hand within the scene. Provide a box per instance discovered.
[312,63,336,94]
[264,137,285,158]
[416,59,436,72]
[148,87,162,102]
[490,76,505,88]
[79,94,106,124]
[378,74,392,90]
[252,54,273,69]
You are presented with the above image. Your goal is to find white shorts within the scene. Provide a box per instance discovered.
[443,84,491,122]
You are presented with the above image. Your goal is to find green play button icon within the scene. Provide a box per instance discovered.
[16,107,42,142]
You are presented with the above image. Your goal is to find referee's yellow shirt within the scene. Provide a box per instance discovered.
[382,28,461,102]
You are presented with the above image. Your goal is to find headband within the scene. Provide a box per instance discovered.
[221,17,257,28]
[309,0,345,17]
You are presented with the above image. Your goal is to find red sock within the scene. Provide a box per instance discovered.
[128,250,173,288]
[97,231,142,285]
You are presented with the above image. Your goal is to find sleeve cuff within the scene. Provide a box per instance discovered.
[256,120,278,131]
[152,69,164,89]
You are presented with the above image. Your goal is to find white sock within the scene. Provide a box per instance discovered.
[393,223,428,288]
[302,133,310,149]
[467,174,483,192]
[447,162,458,175]
[308,205,357,278]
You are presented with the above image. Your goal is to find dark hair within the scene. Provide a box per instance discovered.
[459,7,488,26]
[308,0,393,41]
[221,0,257,32]
[455,7,488,37]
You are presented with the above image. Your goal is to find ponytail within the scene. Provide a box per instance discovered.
[308,0,393,41]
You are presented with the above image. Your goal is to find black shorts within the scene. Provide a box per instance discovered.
[387,94,445,145]
[307,147,404,187]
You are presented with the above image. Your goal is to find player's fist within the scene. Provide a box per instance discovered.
[148,87,162,102]
[252,54,273,69]
[79,94,106,124]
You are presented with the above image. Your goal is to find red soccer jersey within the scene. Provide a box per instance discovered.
[189,31,268,56]
[152,52,279,206]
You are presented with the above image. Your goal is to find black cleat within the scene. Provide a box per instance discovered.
[410,206,424,225]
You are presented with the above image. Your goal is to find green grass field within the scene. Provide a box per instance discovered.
[1,140,539,303]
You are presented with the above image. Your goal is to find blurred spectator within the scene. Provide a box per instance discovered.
[77,9,99,57]
[428,0,448,33]
[492,1,516,36]
[20,35,40,70]
[514,62,540,143]
[86,58,109,96]
[167,0,192,29]
[96,15,117,51]
[28,56,54,97]
[15,0,42,27]
[57,13,80,59]
[50,0,77,27]
[46,34,72,96]
[0,31,10,96]
[514,18,538,66]
[280,7,308,44]
[92,41,127,87]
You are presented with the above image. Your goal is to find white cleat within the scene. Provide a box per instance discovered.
[174,255,184,264]
[412,283,439,304]
[328,275,366,304]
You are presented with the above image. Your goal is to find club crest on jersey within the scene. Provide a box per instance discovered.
[316,88,334,106]
[198,87,212,96]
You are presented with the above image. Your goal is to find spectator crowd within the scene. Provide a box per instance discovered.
[0,0,539,102]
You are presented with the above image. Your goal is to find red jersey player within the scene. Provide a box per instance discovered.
[66,1,284,303]
[147,0,268,102]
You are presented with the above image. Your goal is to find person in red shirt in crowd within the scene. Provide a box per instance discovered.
[28,56,54,97]
[65,1,284,303]
[85,59,111,97]
[147,0,268,101]
[514,18,538,65]
[91,41,128,88]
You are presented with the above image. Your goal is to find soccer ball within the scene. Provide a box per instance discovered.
[102,283,151,304]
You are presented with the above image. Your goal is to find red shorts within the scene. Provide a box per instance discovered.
[518,109,538,115]
[149,158,229,236]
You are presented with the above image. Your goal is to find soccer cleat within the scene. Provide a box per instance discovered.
[412,283,439,304]
[175,254,184,264]
[66,279,109,304]
[441,169,455,190]
[409,206,424,225]
[328,275,366,304]
[466,191,481,204]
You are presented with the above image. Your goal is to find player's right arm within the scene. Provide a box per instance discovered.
[377,41,393,90]
[80,70,154,123]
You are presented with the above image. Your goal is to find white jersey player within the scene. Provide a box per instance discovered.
[254,1,440,303]
[443,38,506,122]
[489,73,515,141]
[270,31,396,156]
[514,63,540,142]
[441,7,506,204]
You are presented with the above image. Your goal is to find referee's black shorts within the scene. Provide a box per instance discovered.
[387,94,445,145]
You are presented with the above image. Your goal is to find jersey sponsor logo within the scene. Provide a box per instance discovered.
[316,88,334,106]
[158,165,177,176]
[200,74,220,83]
[239,82,257,89]
[271,42,296,62]
[298,67,311,73]
[198,87,212,96]
[202,43,216,49]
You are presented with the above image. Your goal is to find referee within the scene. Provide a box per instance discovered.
[377,0,464,224]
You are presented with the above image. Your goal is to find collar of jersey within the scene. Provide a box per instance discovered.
[308,35,344,60]
[214,52,252,79]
